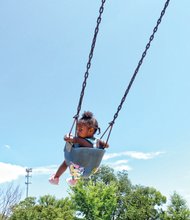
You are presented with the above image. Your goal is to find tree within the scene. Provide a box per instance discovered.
[123,185,167,220]
[70,165,167,220]
[9,197,38,220]
[91,165,117,185]
[113,170,132,219]
[164,192,190,220]
[70,180,118,220]
[0,183,22,220]
[10,195,75,220]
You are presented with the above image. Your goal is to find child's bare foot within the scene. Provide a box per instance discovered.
[49,174,59,185]
[66,178,78,186]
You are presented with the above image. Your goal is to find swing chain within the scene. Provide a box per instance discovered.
[101,0,170,141]
[75,0,106,121]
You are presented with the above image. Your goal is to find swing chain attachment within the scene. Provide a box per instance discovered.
[75,0,106,121]
[101,0,170,142]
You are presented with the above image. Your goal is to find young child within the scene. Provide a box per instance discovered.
[49,111,109,185]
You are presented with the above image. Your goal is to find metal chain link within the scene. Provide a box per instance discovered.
[101,0,170,141]
[74,0,106,120]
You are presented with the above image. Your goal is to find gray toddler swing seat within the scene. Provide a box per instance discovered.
[64,142,105,178]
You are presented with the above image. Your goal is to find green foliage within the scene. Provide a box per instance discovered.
[9,195,75,220]
[123,185,167,220]
[91,165,117,185]
[164,192,190,220]
[70,180,118,220]
[70,165,167,220]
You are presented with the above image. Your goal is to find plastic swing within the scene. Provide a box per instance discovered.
[64,142,105,179]
[64,0,170,181]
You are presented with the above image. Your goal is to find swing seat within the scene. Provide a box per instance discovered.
[64,142,105,178]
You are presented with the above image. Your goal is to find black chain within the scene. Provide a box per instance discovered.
[74,0,106,120]
[101,0,170,141]
[69,0,106,135]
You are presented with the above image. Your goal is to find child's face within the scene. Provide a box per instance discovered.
[76,123,94,138]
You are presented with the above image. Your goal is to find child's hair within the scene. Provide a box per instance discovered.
[78,111,100,134]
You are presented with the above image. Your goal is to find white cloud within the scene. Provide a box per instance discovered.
[0,163,57,184]
[0,162,25,184]
[114,159,129,165]
[4,145,11,149]
[102,150,164,172]
[103,152,122,160]
[33,165,57,175]
[123,151,164,160]
[103,159,132,171]
[1,144,11,149]
[114,164,132,171]
[103,151,164,161]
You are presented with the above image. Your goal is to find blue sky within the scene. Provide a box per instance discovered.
[1,0,190,206]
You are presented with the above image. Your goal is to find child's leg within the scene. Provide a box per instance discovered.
[54,160,68,178]
[49,161,68,185]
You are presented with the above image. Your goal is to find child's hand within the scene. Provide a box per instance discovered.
[64,134,74,143]
[97,139,109,149]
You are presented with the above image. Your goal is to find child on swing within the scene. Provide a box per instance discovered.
[49,111,109,185]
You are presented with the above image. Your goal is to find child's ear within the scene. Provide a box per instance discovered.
[89,127,94,134]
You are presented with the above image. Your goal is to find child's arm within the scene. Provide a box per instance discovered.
[64,134,93,147]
